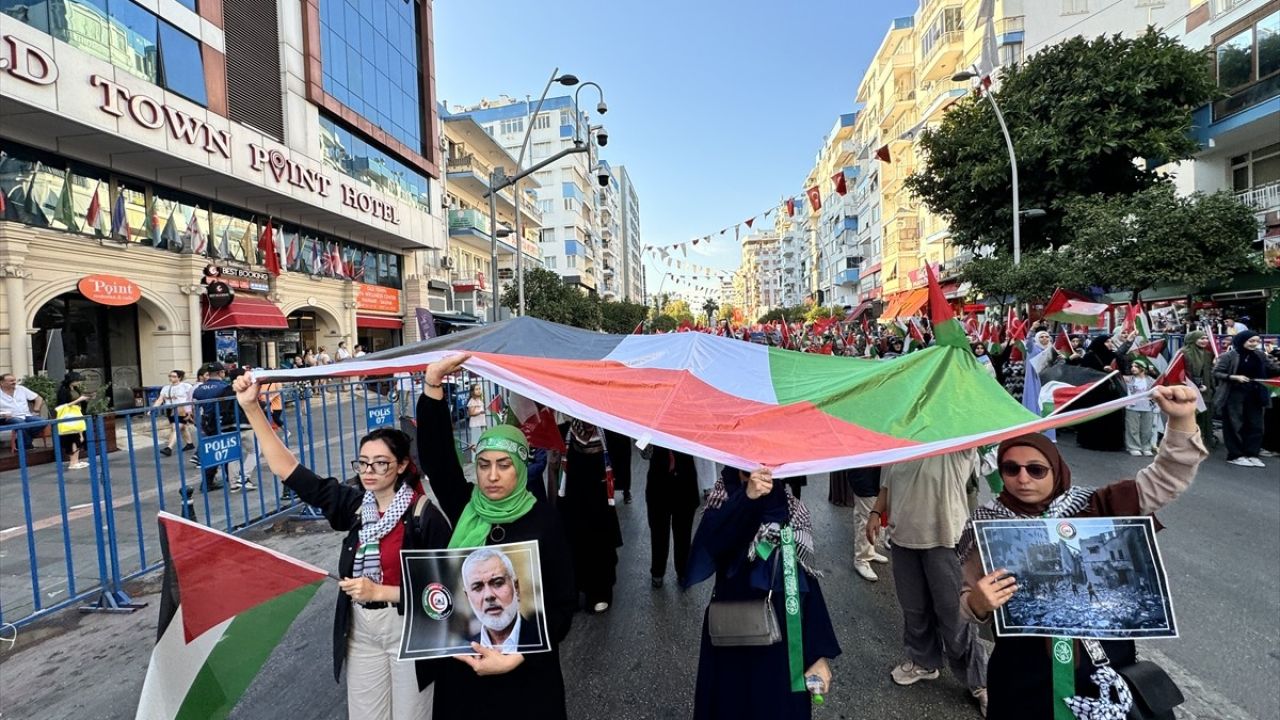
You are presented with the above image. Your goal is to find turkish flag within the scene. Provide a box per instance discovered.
[806,186,822,211]
[786,198,795,217]
[875,145,891,163]
[258,220,280,276]
[832,171,847,196]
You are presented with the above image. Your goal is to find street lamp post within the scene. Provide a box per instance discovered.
[487,167,514,323]
[953,65,1022,266]
[512,70,580,316]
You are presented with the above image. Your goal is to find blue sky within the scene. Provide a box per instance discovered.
[433,0,919,300]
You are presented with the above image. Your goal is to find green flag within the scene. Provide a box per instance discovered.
[54,169,79,232]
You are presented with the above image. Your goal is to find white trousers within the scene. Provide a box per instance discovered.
[852,495,881,564]
[347,604,433,720]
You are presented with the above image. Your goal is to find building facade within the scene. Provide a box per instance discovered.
[614,164,645,302]
[739,232,780,319]
[441,115,542,319]
[1,0,446,405]
[803,113,860,308]
[448,96,605,294]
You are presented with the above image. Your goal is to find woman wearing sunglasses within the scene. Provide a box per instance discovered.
[232,371,451,720]
[956,385,1205,719]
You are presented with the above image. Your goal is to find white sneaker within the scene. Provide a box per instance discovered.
[68,461,89,470]
[891,660,940,686]
[229,480,243,491]
[1248,457,1265,467]
[870,552,890,564]
[1143,451,1154,456]
[1127,450,1142,456]
[241,479,257,490]
[1259,449,1279,458]
[854,561,878,582]
[1228,457,1255,467]
[591,601,610,613]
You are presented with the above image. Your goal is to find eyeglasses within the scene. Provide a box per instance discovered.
[350,459,393,474]
[999,461,1052,480]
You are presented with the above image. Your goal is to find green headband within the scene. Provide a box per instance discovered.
[475,424,530,463]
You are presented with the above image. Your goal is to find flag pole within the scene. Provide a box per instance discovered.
[1046,370,1120,417]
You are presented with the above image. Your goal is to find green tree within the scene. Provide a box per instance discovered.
[716,304,738,322]
[805,305,838,322]
[599,299,651,334]
[661,299,696,325]
[1061,185,1264,301]
[757,304,808,324]
[650,314,678,332]
[501,267,602,329]
[961,250,1085,305]
[906,30,1218,257]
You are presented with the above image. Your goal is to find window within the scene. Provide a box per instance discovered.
[540,228,556,243]
[1230,143,1280,191]
[319,115,431,211]
[921,6,962,57]
[532,142,552,159]
[545,256,557,269]
[567,255,577,268]
[499,118,524,135]
[563,198,576,212]
[1212,10,1280,119]
[3,0,209,105]
[999,42,1023,67]
[158,21,207,105]
[535,170,554,185]
[533,113,552,130]
[1062,0,1089,14]
[559,109,574,127]
[318,0,424,153]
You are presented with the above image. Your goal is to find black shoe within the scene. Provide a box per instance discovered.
[651,576,663,588]
[204,482,224,491]
[624,491,633,505]
[182,443,195,451]
[160,447,173,457]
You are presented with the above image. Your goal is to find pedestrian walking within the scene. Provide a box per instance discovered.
[684,466,840,720]
[1182,331,1218,448]
[869,449,989,714]
[153,369,195,456]
[231,371,449,720]
[1214,331,1280,467]
[561,419,623,613]
[845,466,888,582]
[416,353,577,720]
[1123,363,1156,456]
[53,372,89,470]
[959,385,1205,720]
[644,446,699,588]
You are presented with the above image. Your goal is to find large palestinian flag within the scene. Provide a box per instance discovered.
[135,513,327,719]
[258,316,1144,477]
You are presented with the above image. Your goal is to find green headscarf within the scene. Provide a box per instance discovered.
[1183,331,1214,390]
[448,424,537,548]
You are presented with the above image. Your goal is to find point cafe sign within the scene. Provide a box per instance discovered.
[78,274,141,306]
[2,35,400,225]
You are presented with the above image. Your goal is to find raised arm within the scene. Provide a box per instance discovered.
[419,354,473,524]
[1132,385,1207,514]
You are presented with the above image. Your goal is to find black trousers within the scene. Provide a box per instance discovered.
[1223,390,1266,459]
[648,501,694,581]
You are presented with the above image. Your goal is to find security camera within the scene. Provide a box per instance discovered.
[596,127,608,147]
[597,101,608,115]
[596,163,609,187]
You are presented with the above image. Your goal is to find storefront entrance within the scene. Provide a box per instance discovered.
[33,292,141,409]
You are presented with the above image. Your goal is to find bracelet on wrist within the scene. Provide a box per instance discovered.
[869,510,881,516]
[424,380,443,389]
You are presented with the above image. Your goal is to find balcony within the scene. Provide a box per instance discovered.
[449,208,491,235]
[449,208,519,255]
[1236,180,1280,216]
[880,88,917,129]
[835,268,861,286]
[446,154,541,227]
[920,29,963,82]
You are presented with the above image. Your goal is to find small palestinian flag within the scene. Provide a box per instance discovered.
[135,512,327,719]
[1042,288,1107,326]
[1259,378,1280,398]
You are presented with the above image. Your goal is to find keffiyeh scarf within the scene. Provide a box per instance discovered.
[1064,667,1134,720]
[352,483,415,584]
[706,476,819,577]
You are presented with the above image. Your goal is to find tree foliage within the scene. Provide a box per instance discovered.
[599,299,650,334]
[1061,184,1263,300]
[661,299,696,325]
[960,250,1085,305]
[906,30,1218,257]
[804,305,839,322]
[757,304,809,325]
[501,267,601,330]
[650,314,678,332]
[716,304,738,322]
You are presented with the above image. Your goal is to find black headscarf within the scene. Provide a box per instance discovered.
[1233,331,1264,378]
[1083,333,1116,370]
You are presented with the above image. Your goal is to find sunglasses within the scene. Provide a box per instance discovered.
[999,461,1052,480]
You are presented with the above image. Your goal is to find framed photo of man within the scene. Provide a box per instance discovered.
[974,516,1177,640]
[398,540,551,660]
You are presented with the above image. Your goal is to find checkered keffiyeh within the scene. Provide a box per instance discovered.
[1063,667,1133,720]
[956,486,1096,562]
[706,476,819,576]
[352,483,415,584]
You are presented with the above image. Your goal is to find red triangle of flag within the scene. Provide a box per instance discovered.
[159,513,326,643]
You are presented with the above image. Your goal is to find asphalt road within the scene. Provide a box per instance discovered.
[0,431,1274,719]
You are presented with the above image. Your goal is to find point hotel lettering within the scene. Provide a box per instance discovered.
[2,34,400,226]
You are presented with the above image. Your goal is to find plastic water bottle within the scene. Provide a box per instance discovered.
[806,674,825,705]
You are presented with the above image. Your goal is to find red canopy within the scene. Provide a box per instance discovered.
[357,314,403,330]
[202,296,288,330]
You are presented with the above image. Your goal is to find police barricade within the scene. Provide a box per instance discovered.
[0,374,437,629]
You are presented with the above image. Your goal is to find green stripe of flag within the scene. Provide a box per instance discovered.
[768,345,1034,441]
[176,582,322,719]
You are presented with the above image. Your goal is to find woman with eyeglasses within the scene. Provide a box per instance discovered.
[956,385,1205,719]
[231,371,451,720]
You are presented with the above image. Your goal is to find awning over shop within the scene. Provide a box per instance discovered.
[202,296,289,330]
[882,289,929,320]
[942,282,965,300]
[357,314,404,330]
[847,301,873,319]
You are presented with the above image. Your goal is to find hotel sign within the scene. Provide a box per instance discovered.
[2,34,400,225]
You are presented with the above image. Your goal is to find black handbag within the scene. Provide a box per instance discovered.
[1118,661,1184,720]
[707,554,781,647]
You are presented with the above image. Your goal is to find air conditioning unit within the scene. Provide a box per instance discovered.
[441,256,455,269]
